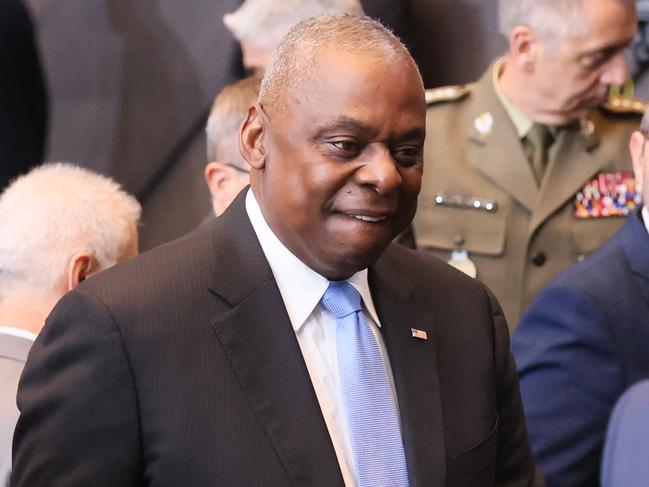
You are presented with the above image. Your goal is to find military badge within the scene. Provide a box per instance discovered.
[574,171,640,218]
[579,118,595,137]
[474,112,493,138]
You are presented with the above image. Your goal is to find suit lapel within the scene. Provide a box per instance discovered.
[465,65,538,212]
[370,251,446,487]
[208,192,344,487]
[620,210,649,308]
[529,124,602,234]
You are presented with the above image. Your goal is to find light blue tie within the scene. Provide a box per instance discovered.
[321,281,410,487]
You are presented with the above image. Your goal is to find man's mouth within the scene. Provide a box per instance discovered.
[348,214,388,223]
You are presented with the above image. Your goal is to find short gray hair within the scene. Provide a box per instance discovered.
[259,14,422,116]
[206,76,261,169]
[498,0,635,41]
[0,163,141,293]
[224,0,364,50]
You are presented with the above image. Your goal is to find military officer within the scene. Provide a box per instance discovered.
[412,0,646,328]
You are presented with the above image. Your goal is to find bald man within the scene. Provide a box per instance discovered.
[13,15,540,487]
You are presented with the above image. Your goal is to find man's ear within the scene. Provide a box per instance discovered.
[630,130,646,188]
[67,252,98,291]
[204,162,232,198]
[240,104,267,170]
[509,25,541,71]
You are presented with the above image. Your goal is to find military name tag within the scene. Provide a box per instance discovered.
[433,194,497,213]
[574,171,640,218]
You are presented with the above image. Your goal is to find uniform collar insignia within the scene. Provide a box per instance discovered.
[474,112,493,138]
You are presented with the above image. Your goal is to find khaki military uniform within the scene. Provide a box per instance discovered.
[412,62,646,329]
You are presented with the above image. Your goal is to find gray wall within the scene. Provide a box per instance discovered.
[409,0,504,87]
[27,0,502,250]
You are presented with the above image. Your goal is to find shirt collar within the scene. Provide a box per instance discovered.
[642,206,649,236]
[0,326,36,341]
[245,189,381,332]
[493,57,533,139]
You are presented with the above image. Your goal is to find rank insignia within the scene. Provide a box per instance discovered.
[474,112,493,138]
[574,171,640,218]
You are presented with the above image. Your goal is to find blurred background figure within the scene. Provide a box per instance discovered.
[0,0,48,190]
[512,107,649,486]
[223,0,364,75]
[412,0,644,327]
[600,379,649,487]
[203,76,260,218]
[0,163,141,483]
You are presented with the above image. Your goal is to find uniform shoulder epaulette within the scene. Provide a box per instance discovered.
[425,85,470,106]
[601,95,649,115]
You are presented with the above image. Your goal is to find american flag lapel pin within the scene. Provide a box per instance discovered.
[410,328,428,340]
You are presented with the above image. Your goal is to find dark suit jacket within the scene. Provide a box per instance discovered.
[512,209,649,487]
[13,192,539,487]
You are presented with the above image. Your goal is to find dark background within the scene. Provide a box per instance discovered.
[21,0,511,249]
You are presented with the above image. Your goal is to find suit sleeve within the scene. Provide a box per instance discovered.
[511,285,623,487]
[12,289,141,486]
[487,290,545,487]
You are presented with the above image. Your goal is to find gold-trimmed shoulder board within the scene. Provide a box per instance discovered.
[425,85,470,106]
[601,96,649,115]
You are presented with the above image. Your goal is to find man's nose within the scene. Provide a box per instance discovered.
[600,52,628,86]
[355,145,402,194]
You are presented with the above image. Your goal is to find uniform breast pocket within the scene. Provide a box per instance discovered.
[572,216,626,258]
[414,202,507,257]
[446,415,499,486]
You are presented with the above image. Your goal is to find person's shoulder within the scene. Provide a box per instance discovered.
[425,84,471,108]
[595,94,649,137]
[80,224,217,300]
[599,94,649,119]
[379,243,489,298]
[548,223,628,295]
[424,83,477,120]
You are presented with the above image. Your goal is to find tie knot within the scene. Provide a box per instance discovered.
[321,281,362,318]
[526,123,554,151]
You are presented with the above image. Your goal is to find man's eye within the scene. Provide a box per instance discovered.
[330,140,360,153]
[581,50,614,70]
[393,146,423,167]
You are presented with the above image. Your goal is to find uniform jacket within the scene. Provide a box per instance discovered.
[12,191,540,487]
[412,61,643,328]
[512,209,649,486]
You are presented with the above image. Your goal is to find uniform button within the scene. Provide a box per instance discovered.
[531,251,546,267]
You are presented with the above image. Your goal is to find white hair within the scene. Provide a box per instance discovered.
[498,0,635,41]
[224,0,364,49]
[0,163,141,294]
[259,14,422,116]
[206,76,261,169]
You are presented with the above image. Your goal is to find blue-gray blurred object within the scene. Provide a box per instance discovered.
[601,380,649,487]
[634,1,649,66]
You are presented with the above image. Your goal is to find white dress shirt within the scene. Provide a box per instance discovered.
[0,326,36,484]
[245,189,401,487]
[642,206,649,235]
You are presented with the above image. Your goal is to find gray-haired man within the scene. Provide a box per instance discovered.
[413,0,646,328]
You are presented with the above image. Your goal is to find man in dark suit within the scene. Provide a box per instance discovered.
[512,108,649,486]
[13,15,540,486]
